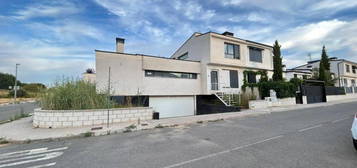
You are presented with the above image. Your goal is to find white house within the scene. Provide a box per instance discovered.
[95,32,274,118]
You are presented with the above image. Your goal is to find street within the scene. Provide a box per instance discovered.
[0,101,357,168]
[0,103,38,122]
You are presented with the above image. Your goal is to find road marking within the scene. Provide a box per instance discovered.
[0,147,68,160]
[162,135,283,168]
[332,117,349,123]
[27,162,56,168]
[0,147,67,168]
[298,124,322,132]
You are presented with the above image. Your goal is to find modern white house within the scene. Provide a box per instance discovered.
[95,31,274,118]
[287,57,357,91]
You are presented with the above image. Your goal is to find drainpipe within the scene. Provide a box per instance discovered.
[337,61,343,87]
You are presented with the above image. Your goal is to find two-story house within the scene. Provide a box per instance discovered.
[288,57,357,92]
[95,31,273,118]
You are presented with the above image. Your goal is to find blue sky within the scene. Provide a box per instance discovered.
[1,0,357,84]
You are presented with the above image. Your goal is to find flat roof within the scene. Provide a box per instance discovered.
[95,50,201,63]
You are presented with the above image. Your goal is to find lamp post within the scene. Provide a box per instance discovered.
[14,63,20,104]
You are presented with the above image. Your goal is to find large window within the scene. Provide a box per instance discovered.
[346,64,350,73]
[249,47,263,63]
[352,66,356,74]
[224,43,240,59]
[229,70,239,88]
[178,52,188,60]
[145,70,197,79]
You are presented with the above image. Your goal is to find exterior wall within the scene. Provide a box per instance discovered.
[33,107,153,128]
[249,97,296,109]
[326,94,357,102]
[285,72,311,81]
[209,34,273,71]
[96,51,202,96]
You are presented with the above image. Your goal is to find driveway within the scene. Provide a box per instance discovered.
[0,101,356,168]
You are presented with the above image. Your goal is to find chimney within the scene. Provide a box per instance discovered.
[116,38,125,52]
[222,31,234,37]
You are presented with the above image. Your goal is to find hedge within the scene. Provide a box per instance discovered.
[259,81,297,99]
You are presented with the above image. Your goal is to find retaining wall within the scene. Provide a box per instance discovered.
[33,107,153,128]
[249,97,296,109]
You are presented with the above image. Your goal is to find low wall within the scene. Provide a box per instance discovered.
[326,94,357,102]
[249,97,296,109]
[33,107,153,128]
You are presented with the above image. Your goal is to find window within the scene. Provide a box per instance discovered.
[178,52,188,60]
[294,74,298,78]
[302,75,308,79]
[249,47,263,63]
[224,43,240,59]
[352,66,356,74]
[145,70,197,79]
[344,78,348,86]
[346,64,350,73]
[247,73,257,83]
[352,79,356,86]
[229,70,239,88]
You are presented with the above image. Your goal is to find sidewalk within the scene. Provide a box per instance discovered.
[1,98,356,143]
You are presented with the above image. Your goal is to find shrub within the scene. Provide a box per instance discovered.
[8,89,28,98]
[259,81,296,99]
[40,79,117,110]
[22,83,46,92]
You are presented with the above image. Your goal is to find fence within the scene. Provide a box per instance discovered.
[345,87,353,94]
[325,86,346,95]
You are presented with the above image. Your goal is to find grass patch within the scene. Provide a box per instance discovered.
[155,124,167,128]
[208,119,224,122]
[83,132,93,137]
[123,124,136,133]
[40,79,117,110]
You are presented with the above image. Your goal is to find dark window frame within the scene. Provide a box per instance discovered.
[145,70,197,79]
[247,72,257,84]
[224,43,240,59]
[346,64,350,73]
[249,46,263,63]
[229,70,239,88]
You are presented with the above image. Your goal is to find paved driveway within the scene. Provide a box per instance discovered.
[0,101,356,168]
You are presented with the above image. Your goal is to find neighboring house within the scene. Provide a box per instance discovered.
[95,32,273,118]
[284,68,312,80]
[288,57,357,89]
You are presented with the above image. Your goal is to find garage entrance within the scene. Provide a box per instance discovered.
[149,96,195,118]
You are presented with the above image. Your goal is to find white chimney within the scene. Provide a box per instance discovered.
[116,38,125,52]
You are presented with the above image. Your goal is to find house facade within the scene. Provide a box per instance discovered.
[287,58,357,91]
[95,32,273,118]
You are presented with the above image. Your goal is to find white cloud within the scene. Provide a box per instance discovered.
[309,0,357,12]
[12,1,81,19]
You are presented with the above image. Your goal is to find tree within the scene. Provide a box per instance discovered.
[272,40,283,81]
[318,46,333,85]
[0,73,21,90]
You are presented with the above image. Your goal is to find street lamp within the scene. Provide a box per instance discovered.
[14,63,20,103]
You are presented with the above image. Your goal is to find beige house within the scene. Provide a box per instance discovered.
[96,32,273,118]
[288,58,357,92]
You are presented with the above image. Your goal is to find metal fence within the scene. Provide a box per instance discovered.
[325,86,346,95]
[345,87,353,94]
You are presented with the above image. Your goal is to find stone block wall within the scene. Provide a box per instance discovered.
[33,107,153,128]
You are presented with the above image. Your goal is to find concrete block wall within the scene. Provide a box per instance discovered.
[249,97,296,109]
[33,107,153,128]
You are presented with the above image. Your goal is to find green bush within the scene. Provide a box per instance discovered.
[40,79,117,110]
[8,89,28,98]
[259,81,296,99]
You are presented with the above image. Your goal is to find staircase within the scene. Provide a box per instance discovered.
[214,92,238,106]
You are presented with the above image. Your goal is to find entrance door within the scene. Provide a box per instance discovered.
[211,71,218,90]
[304,85,325,104]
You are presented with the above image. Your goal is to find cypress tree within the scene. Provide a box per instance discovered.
[320,46,330,70]
[318,46,332,84]
[272,40,283,81]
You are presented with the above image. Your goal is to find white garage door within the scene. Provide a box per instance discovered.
[149,96,195,118]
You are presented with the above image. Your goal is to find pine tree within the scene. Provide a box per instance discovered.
[272,40,283,81]
[318,46,332,85]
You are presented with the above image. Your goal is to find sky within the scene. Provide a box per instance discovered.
[1,0,357,85]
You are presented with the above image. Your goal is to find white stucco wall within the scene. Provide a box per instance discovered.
[96,51,202,96]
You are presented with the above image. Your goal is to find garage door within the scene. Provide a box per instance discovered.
[149,96,195,118]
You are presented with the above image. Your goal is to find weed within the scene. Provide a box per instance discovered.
[83,132,93,137]
[208,119,224,122]
[155,124,166,128]
[0,138,9,144]
[197,121,204,124]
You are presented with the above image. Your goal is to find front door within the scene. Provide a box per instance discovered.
[211,71,218,90]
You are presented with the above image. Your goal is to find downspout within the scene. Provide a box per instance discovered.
[337,61,343,87]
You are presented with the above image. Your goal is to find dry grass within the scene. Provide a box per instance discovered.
[0,98,36,104]
[0,89,8,98]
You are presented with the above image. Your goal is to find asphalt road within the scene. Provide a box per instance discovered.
[0,101,357,168]
[0,102,38,122]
